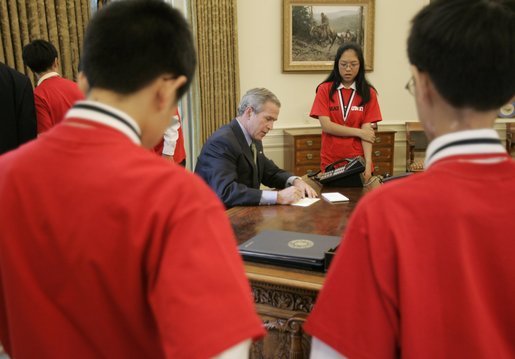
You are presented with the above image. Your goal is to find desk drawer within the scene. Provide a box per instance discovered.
[295,137,322,150]
[373,161,393,177]
[295,150,320,165]
[372,147,393,161]
[374,133,394,146]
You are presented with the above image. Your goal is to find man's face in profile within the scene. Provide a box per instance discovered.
[247,101,279,141]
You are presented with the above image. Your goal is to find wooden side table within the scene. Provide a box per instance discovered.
[285,129,396,177]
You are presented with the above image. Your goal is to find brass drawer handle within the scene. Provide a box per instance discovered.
[375,137,382,143]
[306,140,313,146]
[374,165,379,171]
[306,153,313,160]
[374,150,381,156]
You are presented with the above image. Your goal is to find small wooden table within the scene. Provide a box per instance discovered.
[227,183,378,358]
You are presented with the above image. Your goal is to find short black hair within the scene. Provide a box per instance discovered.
[408,0,515,111]
[22,40,58,74]
[321,43,374,106]
[82,0,196,98]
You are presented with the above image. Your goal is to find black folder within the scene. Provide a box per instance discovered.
[238,230,341,271]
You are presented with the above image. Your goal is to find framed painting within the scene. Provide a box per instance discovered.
[283,0,375,72]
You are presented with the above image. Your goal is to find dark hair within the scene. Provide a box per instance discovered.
[320,43,374,105]
[408,0,515,111]
[22,40,58,74]
[82,0,196,98]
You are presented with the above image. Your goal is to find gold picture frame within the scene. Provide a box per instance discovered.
[283,0,375,72]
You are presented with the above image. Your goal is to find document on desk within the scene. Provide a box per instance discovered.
[321,192,349,203]
[291,198,320,207]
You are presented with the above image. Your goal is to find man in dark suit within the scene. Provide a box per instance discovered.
[0,62,37,155]
[195,87,317,208]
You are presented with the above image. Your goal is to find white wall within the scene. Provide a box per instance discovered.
[237,0,429,129]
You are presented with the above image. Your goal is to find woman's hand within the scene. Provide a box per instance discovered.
[363,163,372,183]
[359,126,376,143]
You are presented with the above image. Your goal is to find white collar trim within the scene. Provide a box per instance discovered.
[65,100,142,145]
[37,72,60,86]
[236,118,253,146]
[337,82,356,90]
[425,129,506,168]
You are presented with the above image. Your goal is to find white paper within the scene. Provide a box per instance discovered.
[291,198,320,207]
[321,192,349,203]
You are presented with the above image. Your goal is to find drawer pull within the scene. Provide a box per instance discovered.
[374,165,379,171]
[375,137,382,143]
[306,153,313,160]
[306,140,313,146]
[374,150,381,156]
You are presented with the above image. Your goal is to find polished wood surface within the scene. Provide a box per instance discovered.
[228,187,363,244]
[228,182,379,358]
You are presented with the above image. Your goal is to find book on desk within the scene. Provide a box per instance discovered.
[238,229,341,272]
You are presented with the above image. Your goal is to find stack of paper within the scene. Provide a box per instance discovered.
[321,192,349,203]
[291,198,320,207]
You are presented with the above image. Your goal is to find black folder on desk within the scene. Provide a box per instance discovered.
[238,230,341,271]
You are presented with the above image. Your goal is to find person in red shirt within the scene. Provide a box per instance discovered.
[22,39,84,134]
[305,0,515,358]
[0,1,264,358]
[153,108,187,166]
[310,43,382,181]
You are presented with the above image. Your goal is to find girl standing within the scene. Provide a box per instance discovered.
[310,43,382,181]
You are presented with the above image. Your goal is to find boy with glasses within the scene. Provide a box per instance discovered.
[305,0,515,357]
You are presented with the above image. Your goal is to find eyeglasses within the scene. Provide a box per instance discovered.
[405,76,415,96]
[339,62,359,69]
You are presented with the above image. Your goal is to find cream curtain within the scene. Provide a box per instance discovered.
[191,0,240,145]
[0,0,90,83]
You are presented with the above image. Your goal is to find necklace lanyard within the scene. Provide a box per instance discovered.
[337,88,356,122]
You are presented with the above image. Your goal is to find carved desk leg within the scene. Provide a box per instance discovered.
[286,314,309,359]
[249,281,317,359]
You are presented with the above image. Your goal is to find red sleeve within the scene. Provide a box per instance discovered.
[34,93,52,134]
[172,126,186,164]
[0,269,11,355]
[363,88,383,124]
[147,181,264,358]
[172,110,186,164]
[310,83,331,119]
[153,139,164,155]
[304,202,398,358]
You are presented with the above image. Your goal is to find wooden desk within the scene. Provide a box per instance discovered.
[228,185,376,358]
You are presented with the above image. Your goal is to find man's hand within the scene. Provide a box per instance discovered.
[292,178,318,198]
[277,186,305,205]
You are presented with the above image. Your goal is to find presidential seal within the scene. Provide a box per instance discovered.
[288,239,314,249]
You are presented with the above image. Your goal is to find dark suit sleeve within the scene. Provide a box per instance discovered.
[195,136,263,208]
[17,77,37,144]
[258,145,294,190]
